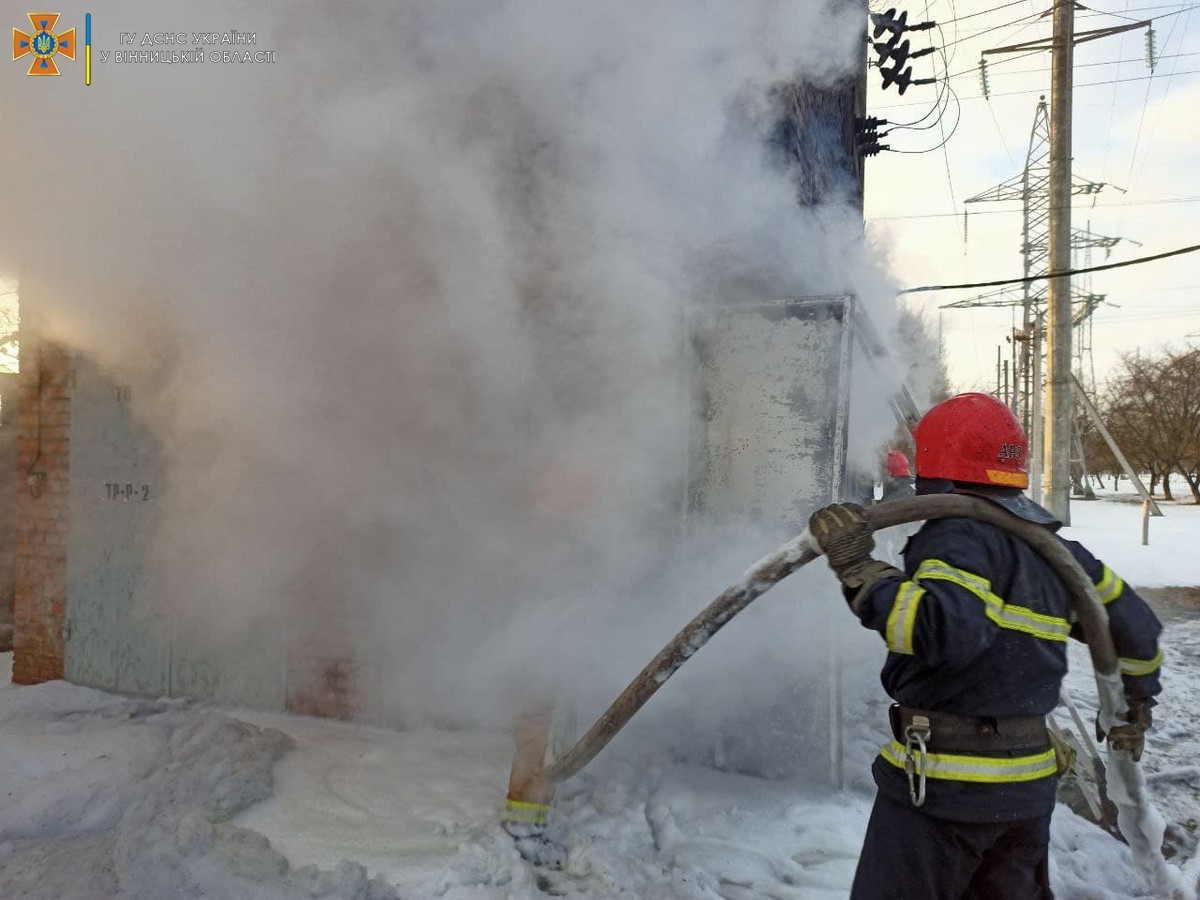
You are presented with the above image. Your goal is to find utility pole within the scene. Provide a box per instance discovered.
[1031,319,1044,503]
[942,98,1117,468]
[954,10,1151,520]
[1045,0,1075,523]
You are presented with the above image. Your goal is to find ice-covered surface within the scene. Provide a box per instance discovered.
[2,491,1199,899]
[1059,488,1200,588]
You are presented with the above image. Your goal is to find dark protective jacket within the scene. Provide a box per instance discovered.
[880,474,916,502]
[855,513,1163,823]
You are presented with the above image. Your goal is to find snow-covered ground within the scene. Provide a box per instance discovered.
[2,491,1200,899]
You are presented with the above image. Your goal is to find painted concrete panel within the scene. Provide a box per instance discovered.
[170,618,287,709]
[690,296,852,534]
[686,297,857,783]
[64,358,286,707]
[65,359,168,694]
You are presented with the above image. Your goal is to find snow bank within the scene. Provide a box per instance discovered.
[0,673,400,900]
[1061,489,1200,589]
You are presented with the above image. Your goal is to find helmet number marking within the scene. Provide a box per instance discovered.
[998,443,1024,461]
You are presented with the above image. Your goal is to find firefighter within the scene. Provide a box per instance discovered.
[880,449,915,502]
[808,392,1163,900]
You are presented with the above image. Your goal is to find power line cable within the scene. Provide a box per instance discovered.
[869,194,1200,219]
[938,0,1032,24]
[1085,1,1200,13]
[1127,4,1195,193]
[1123,9,1175,191]
[900,241,1200,292]
[934,23,959,202]
[882,24,955,128]
[985,96,1016,164]
[1095,0,1130,190]
[884,23,962,151]
[887,83,964,152]
[945,49,1200,81]
[871,66,1200,108]
[939,10,1046,49]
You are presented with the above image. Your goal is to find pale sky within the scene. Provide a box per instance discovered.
[862,0,1200,395]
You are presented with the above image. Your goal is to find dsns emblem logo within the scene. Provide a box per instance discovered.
[13,13,75,76]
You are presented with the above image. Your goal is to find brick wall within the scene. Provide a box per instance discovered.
[286,577,359,719]
[0,373,18,651]
[11,336,71,684]
[6,329,362,716]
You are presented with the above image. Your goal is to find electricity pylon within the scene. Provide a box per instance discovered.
[940,97,1122,502]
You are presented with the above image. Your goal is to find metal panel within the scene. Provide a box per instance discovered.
[689,296,853,533]
[169,619,287,709]
[65,358,169,694]
[684,296,856,783]
[64,358,286,707]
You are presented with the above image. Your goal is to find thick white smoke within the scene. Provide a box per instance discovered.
[0,0,907,740]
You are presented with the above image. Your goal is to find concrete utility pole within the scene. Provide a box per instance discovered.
[967,10,1150,522]
[1045,0,1075,524]
[942,98,1117,504]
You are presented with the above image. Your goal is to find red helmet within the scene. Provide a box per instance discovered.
[913,393,1028,488]
[885,450,911,478]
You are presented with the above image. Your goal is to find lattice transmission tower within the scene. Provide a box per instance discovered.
[941,97,1123,496]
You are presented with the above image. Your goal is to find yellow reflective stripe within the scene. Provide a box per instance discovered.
[1119,647,1163,677]
[879,741,1058,784]
[1095,565,1125,605]
[504,799,550,825]
[914,559,1071,642]
[885,582,925,654]
[984,469,1027,487]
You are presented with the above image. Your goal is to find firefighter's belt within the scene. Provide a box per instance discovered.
[889,704,1050,753]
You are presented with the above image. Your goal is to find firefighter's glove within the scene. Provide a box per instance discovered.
[1096,696,1155,762]
[809,503,874,569]
[809,503,901,612]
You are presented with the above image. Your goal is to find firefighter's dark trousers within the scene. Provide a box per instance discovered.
[850,793,1053,900]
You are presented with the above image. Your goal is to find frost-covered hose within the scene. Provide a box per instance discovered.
[541,494,1186,894]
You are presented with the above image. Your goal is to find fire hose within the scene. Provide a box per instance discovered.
[506,494,1186,894]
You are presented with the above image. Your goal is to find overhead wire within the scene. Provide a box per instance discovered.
[890,4,1200,87]
[899,241,1200,293]
[946,48,1200,79]
[871,66,1200,108]
[887,81,964,153]
[1083,0,1200,13]
[937,0,1032,25]
[1096,0,1135,186]
[868,1,1200,86]
[1125,2,1195,194]
[934,22,960,202]
[868,194,1200,219]
[1123,13,1173,193]
[874,17,965,156]
[882,22,954,136]
[938,10,1047,50]
[879,23,954,129]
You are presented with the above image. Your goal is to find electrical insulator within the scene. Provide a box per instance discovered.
[979,58,990,99]
[869,7,938,93]
[872,37,936,71]
[869,8,935,39]
[880,65,937,95]
[854,117,890,158]
[1145,27,1157,71]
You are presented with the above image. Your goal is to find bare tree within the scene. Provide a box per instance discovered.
[1103,347,1200,503]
